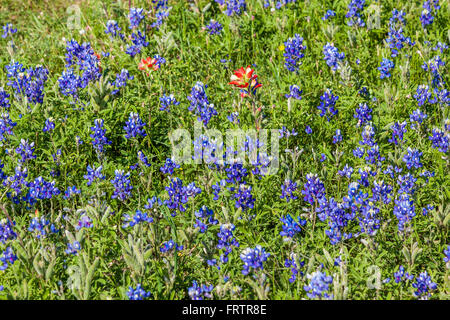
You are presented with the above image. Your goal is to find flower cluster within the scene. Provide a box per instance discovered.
[124,112,147,139]
[283,34,306,72]
[317,89,338,121]
[304,271,333,299]
[188,281,213,300]
[187,82,217,127]
[323,43,345,72]
[127,284,151,300]
[240,245,270,275]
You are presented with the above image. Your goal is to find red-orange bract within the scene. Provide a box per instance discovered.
[139,57,160,72]
[229,65,256,88]
[229,65,262,97]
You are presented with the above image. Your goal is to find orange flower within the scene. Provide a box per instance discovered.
[139,57,160,72]
[229,65,255,88]
[94,52,102,72]
[229,65,262,97]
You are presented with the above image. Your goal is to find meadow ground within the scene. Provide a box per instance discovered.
[0,0,448,300]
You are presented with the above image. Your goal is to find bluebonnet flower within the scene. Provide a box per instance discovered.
[302,173,325,205]
[305,126,312,134]
[5,61,49,105]
[317,89,338,121]
[414,85,435,106]
[160,158,180,175]
[358,201,380,236]
[412,271,437,299]
[283,34,306,72]
[397,173,417,195]
[122,210,153,228]
[105,20,122,39]
[409,109,427,129]
[58,68,81,98]
[151,9,170,29]
[429,128,449,153]
[59,40,101,98]
[194,206,218,233]
[212,179,227,201]
[84,165,105,186]
[187,82,217,127]
[160,239,183,253]
[371,180,392,204]
[233,184,255,212]
[322,10,336,20]
[403,148,423,170]
[225,162,248,185]
[0,220,17,244]
[378,58,394,79]
[128,8,145,29]
[217,223,239,263]
[152,0,169,10]
[188,281,213,300]
[422,204,434,216]
[65,241,81,255]
[285,85,302,100]
[165,178,201,216]
[90,119,112,155]
[110,69,133,95]
[432,41,448,53]
[333,129,342,144]
[279,214,306,239]
[264,0,296,8]
[385,9,414,57]
[0,247,17,271]
[28,177,60,204]
[124,112,147,139]
[76,212,93,230]
[144,196,163,211]
[205,20,223,35]
[420,1,440,29]
[279,126,298,139]
[4,166,28,202]
[28,216,51,239]
[125,31,149,57]
[444,245,450,265]
[2,23,17,38]
[338,164,353,179]
[285,253,305,283]
[394,265,414,283]
[240,245,270,275]
[393,193,416,232]
[365,145,385,165]
[304,271,333,299]
[323,43,345,72]
[422,56,445,88]
[354,103,372,127]
[159,93,180,112]
[227,112,240,124]
[388,121,407,145]
[127,284,151,300]
[218,0,247,16]
[0,88,10,109]
[280,179,298,202]
[137,151,152,168]
[320,153,326,162]
[43,118,55,133]
[0,112,16,142]
[15,139,35,163]
[110,170,133,201]
[346,0,366,27]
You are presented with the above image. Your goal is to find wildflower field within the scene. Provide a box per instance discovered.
[0,0,449,301]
